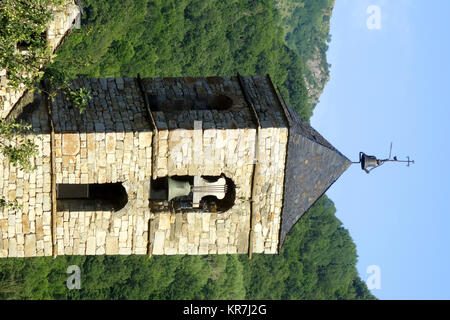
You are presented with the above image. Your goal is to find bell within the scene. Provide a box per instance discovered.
[168,178,191,201]
[359,152,379,171]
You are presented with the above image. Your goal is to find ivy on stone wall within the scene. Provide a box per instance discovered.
[0,0,70,89]
[0,119,39,208]
[0,120,38,172]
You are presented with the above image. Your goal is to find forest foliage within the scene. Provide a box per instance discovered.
[277,0,335,110]
[0,0,376,300]
[0,196,374,300]
[280,0,334,74]
[49,0,311,119]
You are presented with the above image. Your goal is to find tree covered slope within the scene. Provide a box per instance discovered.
[0,196,374,299]
[277,0,335,111]
[49,0,310,119]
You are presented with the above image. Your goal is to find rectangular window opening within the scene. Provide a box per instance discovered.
[56,183,128,212]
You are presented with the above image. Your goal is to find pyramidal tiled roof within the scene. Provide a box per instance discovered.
[279,106,351,249]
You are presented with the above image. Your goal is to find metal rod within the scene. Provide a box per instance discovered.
[379,159,414,163]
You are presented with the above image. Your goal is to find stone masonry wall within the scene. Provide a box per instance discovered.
[46,2,81,51]
[51,77,153,255]
[241,76,289,254]
[142,76,255,178]
[142,76,257,255]
[251,127,287,254]
[51,77,152,184]
[54,203,150,256]
[0,100,53,257]
[148,126,255,255]
[0,2,81,119]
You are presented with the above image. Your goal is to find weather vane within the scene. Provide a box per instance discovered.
[354,142,415,174]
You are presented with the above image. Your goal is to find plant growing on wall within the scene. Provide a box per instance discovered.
[42,67,92,114]
[0,119,39,208]
[0,198,20,209]
[0,120,38,172]
[66,87,91,114]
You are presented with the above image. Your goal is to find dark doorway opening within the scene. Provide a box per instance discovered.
[56,183,128,212]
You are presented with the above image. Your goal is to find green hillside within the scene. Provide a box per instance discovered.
[277,0,335,110]
[0,0,376,300]
[0,196,374,299]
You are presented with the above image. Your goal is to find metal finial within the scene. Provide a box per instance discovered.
[354,142,415,174]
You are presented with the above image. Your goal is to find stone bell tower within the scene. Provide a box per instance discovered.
[0,74,351,258]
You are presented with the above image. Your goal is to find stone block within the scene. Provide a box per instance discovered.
[119,247,132,255]
[152,231,165,255]
[44,241,52,256]
[24,234,36,257]
[87,133,96,152]
[105,133,116,154]
[119,231,127,243]
[165,247,177,255]
[96,231,106,247]
[199,238,209,255]
[178,237,188,254]
[106,153,115,164]
[187,243,198,255]
[227,246,237,254]
[8,238,17,257]
[217,244,227,255]
[86,236,96,255]
[158,213,170,230]
[62,133,80,156]
[22,215,30,234]
[139,132,152,148]
[81,173,88,183]
[0,220,7,233]
[202,214,210,233]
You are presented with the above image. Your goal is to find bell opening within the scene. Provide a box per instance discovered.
[149,175,235,213]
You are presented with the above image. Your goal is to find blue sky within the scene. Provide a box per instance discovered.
[311,0,450,299]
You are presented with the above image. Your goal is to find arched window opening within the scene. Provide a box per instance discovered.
[200,175,235,212]
[149,174,235,213]
[207,94,233,110]
[147,93,233,112]
[56,183,128,212]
